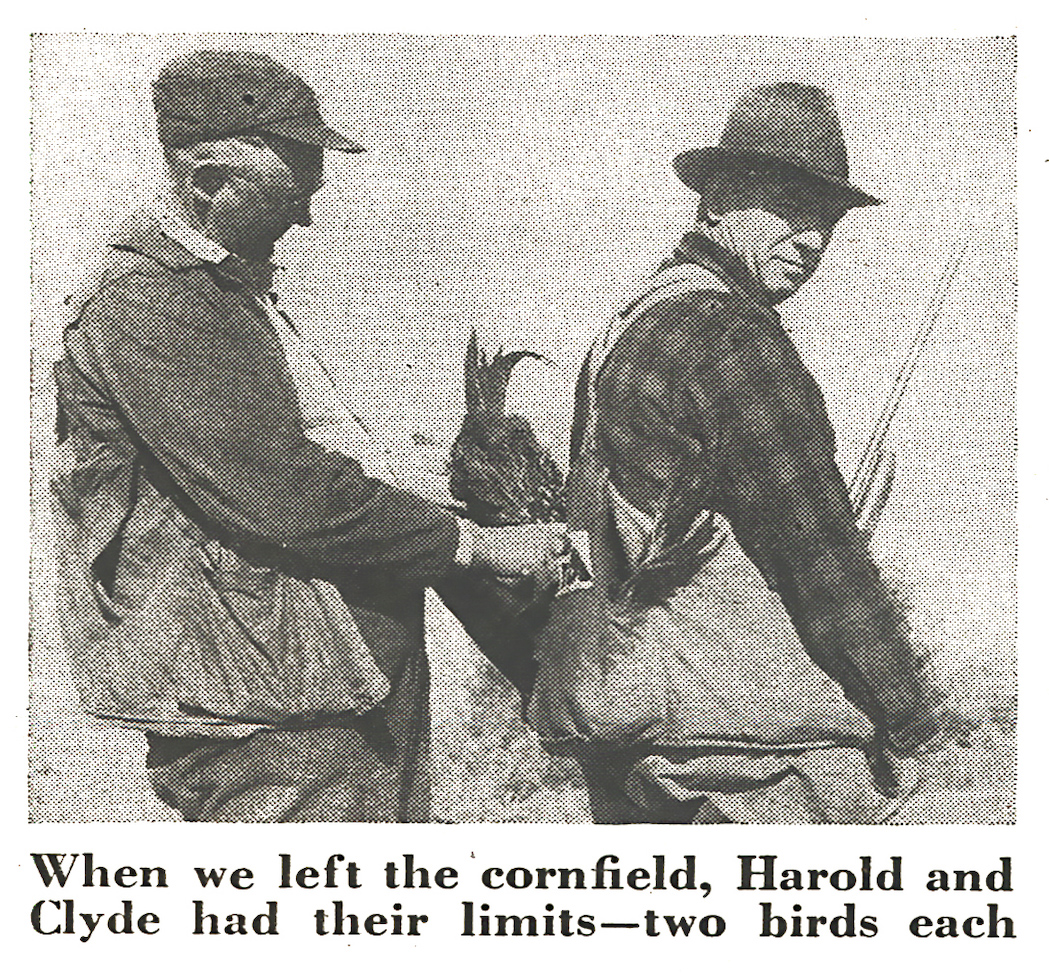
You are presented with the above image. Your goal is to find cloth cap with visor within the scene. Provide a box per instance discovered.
[153,50,365,154]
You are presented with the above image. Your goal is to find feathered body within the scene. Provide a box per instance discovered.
[449,330,566,526]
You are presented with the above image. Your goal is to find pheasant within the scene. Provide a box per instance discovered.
[449,329,566,527]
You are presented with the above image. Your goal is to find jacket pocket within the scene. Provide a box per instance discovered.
[57,470,390,725]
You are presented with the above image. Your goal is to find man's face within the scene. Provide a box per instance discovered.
[253,135,326,242]
[198,136,325,260]
[706,175,851,303]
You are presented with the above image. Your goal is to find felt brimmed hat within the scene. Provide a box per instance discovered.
[153,50,365,153]
[673,83,880,208]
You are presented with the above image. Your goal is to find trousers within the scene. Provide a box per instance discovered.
[144,592,432,823]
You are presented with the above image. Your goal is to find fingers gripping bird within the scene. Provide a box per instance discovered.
[449,329,567,527]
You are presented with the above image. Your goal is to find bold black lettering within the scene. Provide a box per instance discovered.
[663,915,695,936]
[30,900,61,935]
[760,903,786,937]
[435,867,458,889]
[910,914,935,939]
[495,914,537,936]
[699,915,726,937]
[927,870,949,891]
[31,854,78,888]
[988,903,1015,939]
[739,856,776,890]
[988,859,1013,892]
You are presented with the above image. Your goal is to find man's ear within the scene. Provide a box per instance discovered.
[189,161,227,218]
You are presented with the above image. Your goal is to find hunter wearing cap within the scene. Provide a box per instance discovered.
[51,50,566,822]
[529,83,955,823]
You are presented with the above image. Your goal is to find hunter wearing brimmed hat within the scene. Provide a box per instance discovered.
[528,83,956,823]
[50,50,567,822]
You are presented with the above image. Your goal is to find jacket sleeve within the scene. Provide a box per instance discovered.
[673,299,945,749]
[74,269,459,584]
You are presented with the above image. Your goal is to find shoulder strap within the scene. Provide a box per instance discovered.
[588,263,730,400]
[619,262,730,322]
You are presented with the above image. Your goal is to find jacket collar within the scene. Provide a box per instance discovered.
[106,208,205,271]
[156,209,229,264]
[665,230,775,312]
[107,207,278,293]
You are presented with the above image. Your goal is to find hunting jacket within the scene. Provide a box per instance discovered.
[51,211,460,734]
[576,231,944,753]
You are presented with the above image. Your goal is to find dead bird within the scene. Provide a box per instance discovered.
[449,329,566,526]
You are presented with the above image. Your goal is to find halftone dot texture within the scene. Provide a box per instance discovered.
[672,81,881,207]
[153,49,366,153]
[30,35,1015,823]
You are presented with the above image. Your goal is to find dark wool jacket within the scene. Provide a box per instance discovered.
[51,212,459,732]
[580,232,942,751]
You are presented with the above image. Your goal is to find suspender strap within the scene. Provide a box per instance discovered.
[588,263,730,399]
